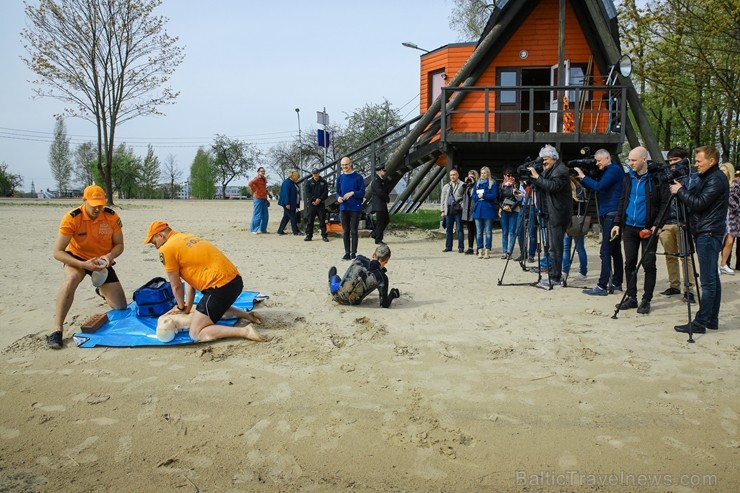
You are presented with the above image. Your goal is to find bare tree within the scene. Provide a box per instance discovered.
[162,153,182,199]
[22,0,185,205]
[49,116,72,195]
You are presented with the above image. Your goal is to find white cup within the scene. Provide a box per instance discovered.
[477,189,484,198]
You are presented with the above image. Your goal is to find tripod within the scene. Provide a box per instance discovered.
[498,185,552,288]
[611,194,700,342]
[657,196,701,342]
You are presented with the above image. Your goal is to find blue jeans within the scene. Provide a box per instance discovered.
[500,210,520,254]
[694,234,722,327]
[597,213,623,289]
[250,198,269,233]
[563,234,587,275]
[475,218,493,250]
[445,212,464,250]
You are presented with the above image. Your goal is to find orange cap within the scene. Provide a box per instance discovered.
[83,185,107,207]
[144,221,169,244]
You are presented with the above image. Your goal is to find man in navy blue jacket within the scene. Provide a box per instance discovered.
[575,149,625,296]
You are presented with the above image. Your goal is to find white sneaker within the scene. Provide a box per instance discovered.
[720,265,735,275]
[575,273,588,281]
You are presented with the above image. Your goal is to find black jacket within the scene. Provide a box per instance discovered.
[304,176,329,208]
[676,164,729,237]
[614,170,670,230]
[533,159,572,227]
[370,173,390,212]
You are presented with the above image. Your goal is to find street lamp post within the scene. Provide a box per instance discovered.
[295,108,302,172]
[401,41,430,53]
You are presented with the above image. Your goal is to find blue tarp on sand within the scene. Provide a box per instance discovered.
[73,291,263,348]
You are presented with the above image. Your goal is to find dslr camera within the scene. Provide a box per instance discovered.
[517,157,544,181]
[649,157,691,184]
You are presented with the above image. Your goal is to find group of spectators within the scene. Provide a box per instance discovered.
[248,157,392,261]
[439,143,738,334]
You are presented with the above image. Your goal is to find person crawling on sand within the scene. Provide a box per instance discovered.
[156,306,266,343]
[145,220,266,343]
[328,244,400,308]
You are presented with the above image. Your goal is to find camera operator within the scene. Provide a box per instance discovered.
[528,144,572,288]
[612,146,670,315]
[657,147,696,303]
[670,145,729,334]
[574,149,625,296]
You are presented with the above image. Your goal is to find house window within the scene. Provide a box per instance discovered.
[499,71,517,103]
[429,69,447,106]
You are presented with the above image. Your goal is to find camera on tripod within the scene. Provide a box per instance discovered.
[649,157,691,184]
[517,157,543,181]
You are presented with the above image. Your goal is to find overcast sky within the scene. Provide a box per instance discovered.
[0,0,459,191]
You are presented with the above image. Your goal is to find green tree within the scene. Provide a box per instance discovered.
[110,143,141,199]
[22,0,185,205]
[49,116,72,194]
[0,162,23,197]
[620,0,739,165]
[190,148,215,199]
[448,0,496,40]
[139,145,161,198]
[210,135,261,199]
[73,141,97,188]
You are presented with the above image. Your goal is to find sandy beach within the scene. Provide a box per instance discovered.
[0,198,738,492]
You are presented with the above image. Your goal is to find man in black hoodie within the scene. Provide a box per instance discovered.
[671,145,729,334]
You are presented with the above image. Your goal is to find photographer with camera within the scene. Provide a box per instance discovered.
[498,168,523,259]
[528,145,572,288]
[574,148,625,296]
[671,145,729,334]
[612,146,670,315]
[461,170,479,254]
[657,147,697,302]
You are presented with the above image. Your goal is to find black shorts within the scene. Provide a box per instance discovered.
[67,253,120,285]
[196,275,243,323]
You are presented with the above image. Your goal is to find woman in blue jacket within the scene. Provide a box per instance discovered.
[336,156,365,260]
[472,166,498,258]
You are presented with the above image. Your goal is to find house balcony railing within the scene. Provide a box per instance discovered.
[440,85,627,143]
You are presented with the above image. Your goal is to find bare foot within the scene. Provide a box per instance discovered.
[243,324,269,342]
[243,311,263,324]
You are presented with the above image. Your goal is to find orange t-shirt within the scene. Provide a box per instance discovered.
[58,206,123,260]
[248,175,268,199]
[158,231,239,291]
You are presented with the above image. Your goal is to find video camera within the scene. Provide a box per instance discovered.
[565,146,602,179]
[649,157,691,184]
[517,157,543,181]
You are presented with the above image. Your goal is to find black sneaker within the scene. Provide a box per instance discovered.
[442,248,452,252]
[322,236,329,242]
[341,253,351,261]
[609,283,623,292]
[304,237,312,241]
[675,322,706,334]
[465,249,474,255]
[683,292,696,304]
[328,266,337,280]
[615,297,638,310]
[350,253,356,260]
[47,331,63,349]
[660,287,681,296]
[637,300,651,314]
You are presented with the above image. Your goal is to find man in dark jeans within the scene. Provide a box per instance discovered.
[528,144,572,289]
[370,164,391,245]
[611,146,670,315]
[671,145,729,333]
[304,169,329,242]
[575,149,625,296]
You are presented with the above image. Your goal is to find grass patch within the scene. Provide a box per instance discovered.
[389,209,440,230]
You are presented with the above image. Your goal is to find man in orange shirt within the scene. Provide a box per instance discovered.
[248,167,270,234]
[50,185,127,349]
[144,221,264,342]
